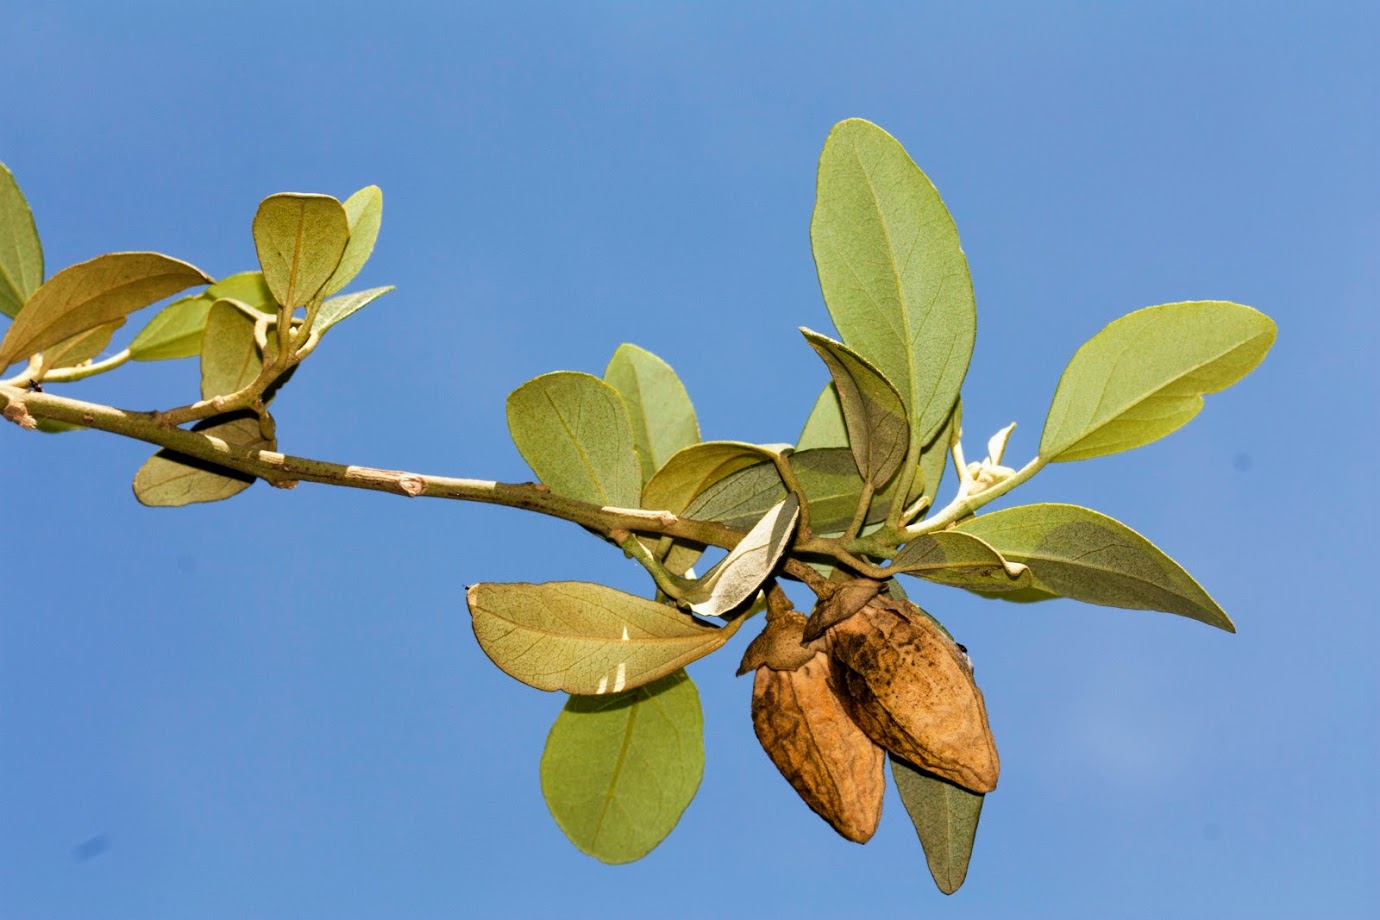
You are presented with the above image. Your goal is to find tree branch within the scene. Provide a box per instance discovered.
[1,383,846,558]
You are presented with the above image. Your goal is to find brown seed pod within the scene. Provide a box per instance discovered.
[802,577,884,642]
[828,597,999,794]
[751,649,886,843]
[737,609,819,676]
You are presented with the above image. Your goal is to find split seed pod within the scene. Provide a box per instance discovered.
[741,610,886,843]
[828,597,999,794]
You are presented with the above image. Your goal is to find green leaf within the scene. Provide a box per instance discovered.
[1040,301,1276,462]
[200,300,265,399]
[0,252,210,371]
[128,272,275,362]
[811,118,976,446]
[954,503,1234,631]
[207,271,277,312]
[314,285,394,336]
[798,383,848,450]
[604,344,700,486]
[0,162,44,320]
[892,755,984,895]
[913,398,957,513]
[891,531,1030,591]
[678,448,903,534]
[130,274,272,364]
[640,441,779,577]
[506,371,641,507]
[683,495,799,617]
[34,418,85,434]
[132,412,273,507]
[39,319,124,374]
[322,185,383,297]
[129,293,214,361]
[801,328,909,488]
[467,581,742,694]
[541,670,703,864]
[642,441,780,516]
[252,193,350,308]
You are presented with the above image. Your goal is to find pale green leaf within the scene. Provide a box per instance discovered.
[252,193,349,308]
[798,383,848,450]
[207,271,277,312]
[0,252,210,371]
[322,185,383,297]
[314,285,394,336]
[641,441,780,516]
[0,162,43,320]
[467,581,742,694]
[129,293,214,361]
[640,441,779,577]
[128,273,274,362]
[506,371,642,507]
[683,495,800,617]
[891,531,1030,591]
[801,327,909,488]
[132,412,273,507]
[954,503,1234,631]
[811,118,976,445]
[200,300,265,399]
[892,755,984,895]
[39,319,123,375]
[915,399,959,515]
[34,418,86,434]
[1040,301,1276,462]
[541,670,703,864]
[604,344,700,485]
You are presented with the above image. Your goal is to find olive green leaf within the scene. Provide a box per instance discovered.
[0,162,44,320]
[313,286,394,336]
[132,411,273,507]
[0,252,210,371]
[678,448,900,534]
[1040,301,1276,462]
[891,531,1030,591]
[683,494,799,617]
[252,193,349,308]
[801,328,909,488]
[642,441,780,516]
[200,300,267,399]
[39,319,124,375]
[322,185,383,297]
[915,399,959,514]
[506,371,641,507]
[641,441,780,577]
[129,272,275,361]
[811,118,976,446]
[892,755,984,895]
[954,503,1234,631]
[604,344,700,486]
[798,383,848,450]
[541,670,703,864]
[467,581,743,695]
[34,418,86,434]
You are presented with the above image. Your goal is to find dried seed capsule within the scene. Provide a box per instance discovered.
[828,597,999,794]
[743,609,884,843]
[752,651,886,843]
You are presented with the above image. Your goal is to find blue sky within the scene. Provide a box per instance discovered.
[2,2,1376,917]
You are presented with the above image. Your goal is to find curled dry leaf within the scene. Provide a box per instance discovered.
[751,648,885,843]
[827,597,999,794]
[802,577,884,642]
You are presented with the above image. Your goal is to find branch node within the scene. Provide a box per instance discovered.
[3,399,36,430]
[398,474,427,497]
